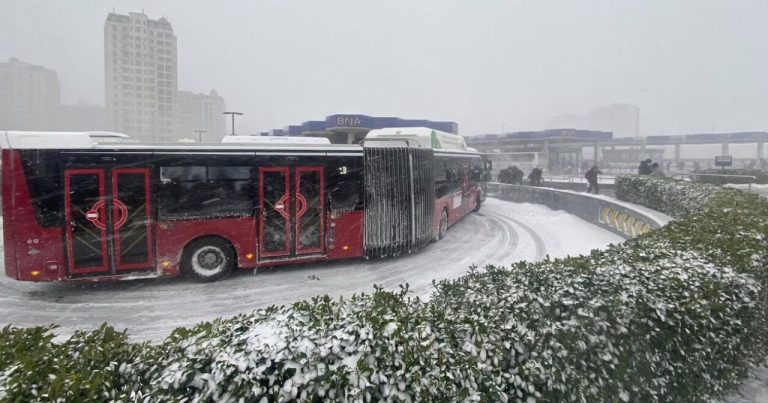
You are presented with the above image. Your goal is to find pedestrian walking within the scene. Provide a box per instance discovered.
[585,165,602,194]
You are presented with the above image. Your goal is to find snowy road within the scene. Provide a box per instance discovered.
[0,198,622,342]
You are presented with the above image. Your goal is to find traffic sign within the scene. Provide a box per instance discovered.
[715,156,733,167]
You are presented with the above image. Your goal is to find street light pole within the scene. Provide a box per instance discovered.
[222,111,244,135]
[193,130,206,143]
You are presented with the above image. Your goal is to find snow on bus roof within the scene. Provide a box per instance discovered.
[0,131,360,152]
[364,127,469,151]
[1,131,108,149]
[221,135,331,145]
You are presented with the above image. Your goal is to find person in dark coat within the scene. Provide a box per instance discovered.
[528,168,543,186]
[512,166,524,184]
[638,159,652,175]
[505,165,519,184]
[499,166,513,184]
[585,165,602,194]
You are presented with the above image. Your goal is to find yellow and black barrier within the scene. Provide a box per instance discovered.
[599,207,654,238]
[486,183,669,239]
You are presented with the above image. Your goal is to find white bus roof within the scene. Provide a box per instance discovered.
[221,135,331,145]
[0,131,360,152]
[364,127,470,151]
[0,131,127,149]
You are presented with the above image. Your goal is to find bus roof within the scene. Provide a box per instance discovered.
[0,131,131,149]
[0,131,359,152]
[364,127,471,151]
[221,135,331,145]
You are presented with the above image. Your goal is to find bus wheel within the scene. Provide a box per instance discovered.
[182,237,235,282]
[436,209,449,241]
[474,193,482,212]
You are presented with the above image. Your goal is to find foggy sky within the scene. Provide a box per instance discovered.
[2,0,767,136]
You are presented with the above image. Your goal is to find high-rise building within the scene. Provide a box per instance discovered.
[105,12,177,141]
[176,89,227,142]
[0,58,61,130]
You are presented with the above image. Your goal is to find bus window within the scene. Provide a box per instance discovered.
[451,159,465,193]
[158,165,254,219]
[434,157,452,198]
[470,158,484,182]
[20,150,61,227]
[328,157,364,212]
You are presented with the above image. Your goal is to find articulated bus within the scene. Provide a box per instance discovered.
[1,128,486,283]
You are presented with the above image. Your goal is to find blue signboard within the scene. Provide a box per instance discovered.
[326,114,375,129]
[282,114,458,136]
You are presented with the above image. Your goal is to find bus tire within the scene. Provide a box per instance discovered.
[436,208,449,241]
[182,237,235,282]
[474,192,482,212]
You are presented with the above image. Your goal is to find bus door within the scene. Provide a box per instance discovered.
[258,166,325,260]
[64,168,154,276]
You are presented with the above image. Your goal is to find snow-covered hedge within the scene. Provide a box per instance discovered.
[2,176,767,402]
[615,175,724,217]
[616,176,768,274]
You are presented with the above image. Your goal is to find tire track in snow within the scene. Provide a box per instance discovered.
[0,199,620,342]
[485,210,547,261]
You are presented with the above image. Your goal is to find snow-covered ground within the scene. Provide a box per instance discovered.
[0,198,622,342]
[726,367,768,403]
[0,197,764,401]
[725,183,768,198]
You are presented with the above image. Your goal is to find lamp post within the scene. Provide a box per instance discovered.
[222,111,244,135]
[193,130,206,143]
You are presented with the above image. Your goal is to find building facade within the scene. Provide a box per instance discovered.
[105,12,177,141]
[176,89,226,142]
[0,58,61,130]
[269,114,458,144]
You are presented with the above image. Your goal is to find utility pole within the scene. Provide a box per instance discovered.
[193,130,206,143]
[222,111,244,135]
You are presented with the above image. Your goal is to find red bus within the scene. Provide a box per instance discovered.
[1,129,486,282]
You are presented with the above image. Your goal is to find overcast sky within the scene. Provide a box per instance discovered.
[2,0,767,136]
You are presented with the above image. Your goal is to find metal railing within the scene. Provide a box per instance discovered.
[542,175,618,184]
[672,173,758,192]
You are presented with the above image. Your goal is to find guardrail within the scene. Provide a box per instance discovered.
[672,173,757,192]
[541,175,617,184]
[485,182,671,239]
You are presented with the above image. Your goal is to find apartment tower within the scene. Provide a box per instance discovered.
[0,58,61,130]
[176,89,226,142]
[105,12,177,141]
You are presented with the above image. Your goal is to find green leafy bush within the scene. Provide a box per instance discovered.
[1,176,766,402]
[0,324,157,402]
